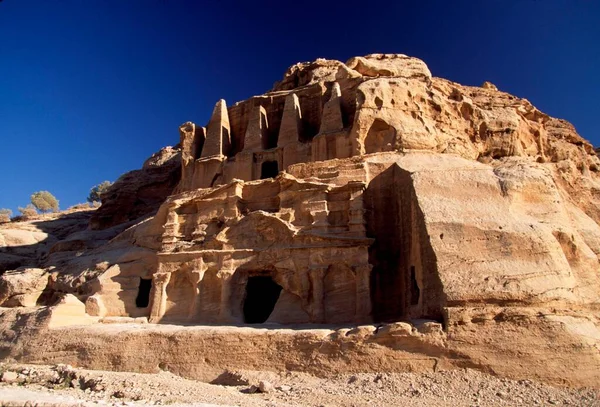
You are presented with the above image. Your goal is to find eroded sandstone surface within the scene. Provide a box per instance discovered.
[1,53,599,388]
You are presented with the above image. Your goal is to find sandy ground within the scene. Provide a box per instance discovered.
[0,363,599,407]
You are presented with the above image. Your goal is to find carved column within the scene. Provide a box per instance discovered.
[279,94,303,170]
[179,122,206,192]
[202,99,231,157]
[243,105,268,152]
[354,264,373,323]
[278,94,302,148]
[309,266,327,323]
[188,259,207,321]
[218,258,235,323]
[149,271,171,323]
[319,82,344,134]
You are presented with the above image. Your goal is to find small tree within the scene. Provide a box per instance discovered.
[18,204,38,219]
[87,181,113,204]
[30,191,59,213]
[0,208,12,223]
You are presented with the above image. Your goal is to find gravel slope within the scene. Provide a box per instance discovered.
[1,363,599,406]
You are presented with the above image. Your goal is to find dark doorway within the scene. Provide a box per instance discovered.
[136,278,152,308]
[260,161,279,179]
[243,276,282,323]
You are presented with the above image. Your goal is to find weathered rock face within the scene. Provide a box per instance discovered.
[0,209,94,273]
[152,174,372,325]
[175,53,598,199]
[2,54,600,387]
[346,54,432,80]
[151,53,598,326]
[89,146,181,230]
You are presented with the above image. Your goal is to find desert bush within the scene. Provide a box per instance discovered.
[18,204,38,219]
[0,208,12,223]
[31,191,59,213]
[87,181,113,203]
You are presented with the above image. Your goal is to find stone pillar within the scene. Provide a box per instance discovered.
[218,258,235,323]
[279,93,304,171]
[309,266,327,323]
[218,274,233,323]
[189,265,206,321]
[202,99,231,157]
[179,122,206,191]
[319,82,344,134]
[354,264,372,323]
[278,93,302,148]
[149,272,171,323]
[243,105,268,152]
[179,122,206,161]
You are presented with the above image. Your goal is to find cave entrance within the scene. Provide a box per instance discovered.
[135,278,152,308]
[243,276,282,323]
[260,160,279,179]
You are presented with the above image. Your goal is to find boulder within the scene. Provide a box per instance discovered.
[0,268,48,307]
[346,53,432,80]
[47,294,97,328]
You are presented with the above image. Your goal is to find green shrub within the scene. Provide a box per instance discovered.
[87,181,113,203]
[31,191,59,213]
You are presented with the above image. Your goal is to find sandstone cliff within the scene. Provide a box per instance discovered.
[1,53,599,388]
[90,146,181,230]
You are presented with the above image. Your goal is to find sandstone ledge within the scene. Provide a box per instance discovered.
[1,305,598,388]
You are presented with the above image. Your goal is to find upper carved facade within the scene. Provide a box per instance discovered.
[177,53,599,197]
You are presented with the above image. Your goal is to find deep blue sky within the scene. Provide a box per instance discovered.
[0,0,598,214]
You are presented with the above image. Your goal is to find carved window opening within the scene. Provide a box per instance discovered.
[135,278,152,308]
[243,276,282,323]
[410,266,420,306]
[260,160,279,179]
[365,119,397,154]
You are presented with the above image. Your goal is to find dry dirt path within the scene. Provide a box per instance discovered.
[0,363,599,406]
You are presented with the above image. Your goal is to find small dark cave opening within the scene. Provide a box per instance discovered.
[243,276,282,323]
[135,278,152,308]
[260,161,279,179]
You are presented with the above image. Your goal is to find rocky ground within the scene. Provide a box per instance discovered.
[0,363,599,407]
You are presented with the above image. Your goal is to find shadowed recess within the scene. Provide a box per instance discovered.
[243,276,282,323]
[135,278,152,308]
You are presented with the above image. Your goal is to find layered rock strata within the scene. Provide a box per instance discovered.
[1,53,600,387]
